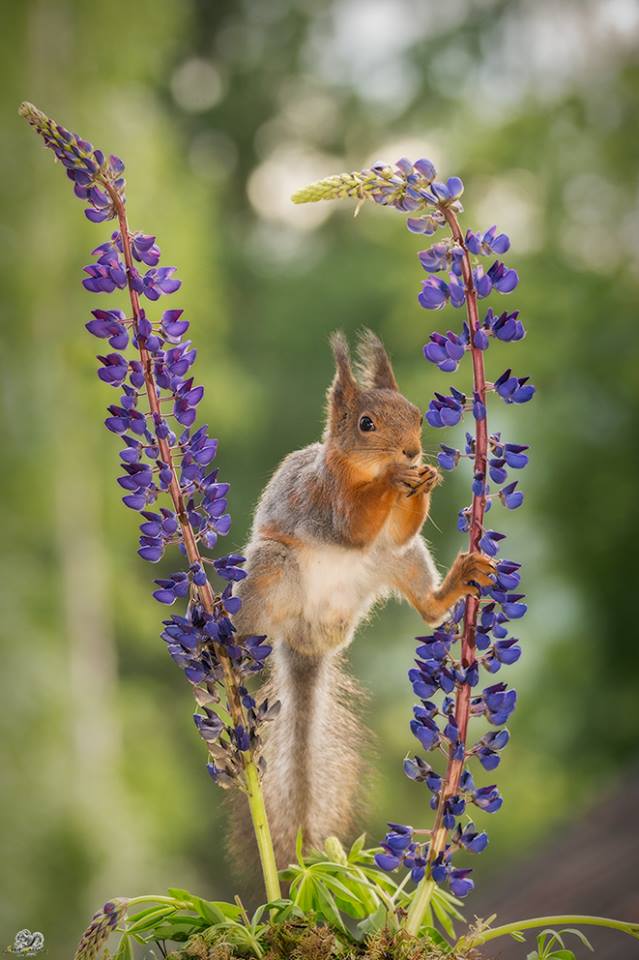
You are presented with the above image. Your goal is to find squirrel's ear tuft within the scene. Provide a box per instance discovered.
[328,331,358,409]
[355,328,399,391]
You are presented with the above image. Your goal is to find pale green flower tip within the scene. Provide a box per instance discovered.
[18,101,45,124]
[291,170,368,204]
[290,185,320,204]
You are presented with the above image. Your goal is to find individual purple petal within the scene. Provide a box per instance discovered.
[431,181,450,202]
[479,530,506,556]
[374,853,401,872]
[494,638,521,664]
[504,444,529,469]
[473,329,489,350]
[446,176,464,199]
[419,243,449,273]
[449,869,474,898]
[97,353,128,386]
[424,341,448,364]
[472,393,486,420]
[414,158,437,180]
[512,382,535,403]
[499,481,524,510]
[438,445,460,470]
[487,260,519,293]
[418,276,448,310]
[474,266,492,298]
[85,207,112,223]
[161,309,189,340]
[448,275,466,308]
[491,233,510,254]
[501,595,527,618]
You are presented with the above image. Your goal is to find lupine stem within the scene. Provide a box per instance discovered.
[106,184,282,904]
[244,761,282,903]
[461,915,639,949]
[405,206,487,936]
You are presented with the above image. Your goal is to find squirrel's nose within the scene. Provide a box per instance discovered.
[403,447,419,460]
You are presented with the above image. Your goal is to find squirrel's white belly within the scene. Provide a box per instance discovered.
[299,542,386,628]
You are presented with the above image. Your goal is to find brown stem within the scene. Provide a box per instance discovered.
[405,205,488,936]
[411,206,489,908]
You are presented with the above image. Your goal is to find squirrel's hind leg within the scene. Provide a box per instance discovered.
[233,535,303,637]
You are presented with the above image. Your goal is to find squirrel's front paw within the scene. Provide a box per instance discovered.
[414,464,442,495]
[390,463,442,497]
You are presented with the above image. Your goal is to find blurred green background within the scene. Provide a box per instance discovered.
[2,0,639,954]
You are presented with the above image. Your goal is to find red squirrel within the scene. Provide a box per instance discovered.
[233,330,494,867]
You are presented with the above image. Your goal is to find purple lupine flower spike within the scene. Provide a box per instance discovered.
[294,156,532,911]
[19,101,278,794]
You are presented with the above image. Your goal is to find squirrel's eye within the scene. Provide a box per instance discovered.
[359,415,376,432]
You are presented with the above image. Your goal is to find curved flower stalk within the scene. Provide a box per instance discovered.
[293,159,533,934]
[19,102,281,903]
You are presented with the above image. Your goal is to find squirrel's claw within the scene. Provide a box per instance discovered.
[458,551,497,593]
[398,463,442,497]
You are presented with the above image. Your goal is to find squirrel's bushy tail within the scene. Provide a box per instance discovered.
[230,645,366,874]
[262,645,365,867]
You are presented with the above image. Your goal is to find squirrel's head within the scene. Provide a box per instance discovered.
[324,329,423,477]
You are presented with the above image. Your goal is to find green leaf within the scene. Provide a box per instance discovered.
[348,833,367,862]
[432,885,465,922]
[560,929,594,952]
[295,828,305,866]
[313,880,346,931]
[135,914,206,943]
[423,904,434,930]
[292,873,315,913]
[317,863,380,916]
[260,898,298,920]
[421,926,450,950]
[357,865,401,896]
[126,906,176,933]
[267,900,306,925]
[192,898,229,924]
[167,887,195,905]
[550,951,577,959]
[147,925,193,942]
[540,929,565,950]
[316,871,365,902]
[251,902,268,926]
[127,905,169,923]
[355,903,387,940]
[431,895,456,939]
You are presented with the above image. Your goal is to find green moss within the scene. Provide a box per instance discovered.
[167,920,480,960]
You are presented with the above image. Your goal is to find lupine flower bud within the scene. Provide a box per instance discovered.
[73,899,128,960]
